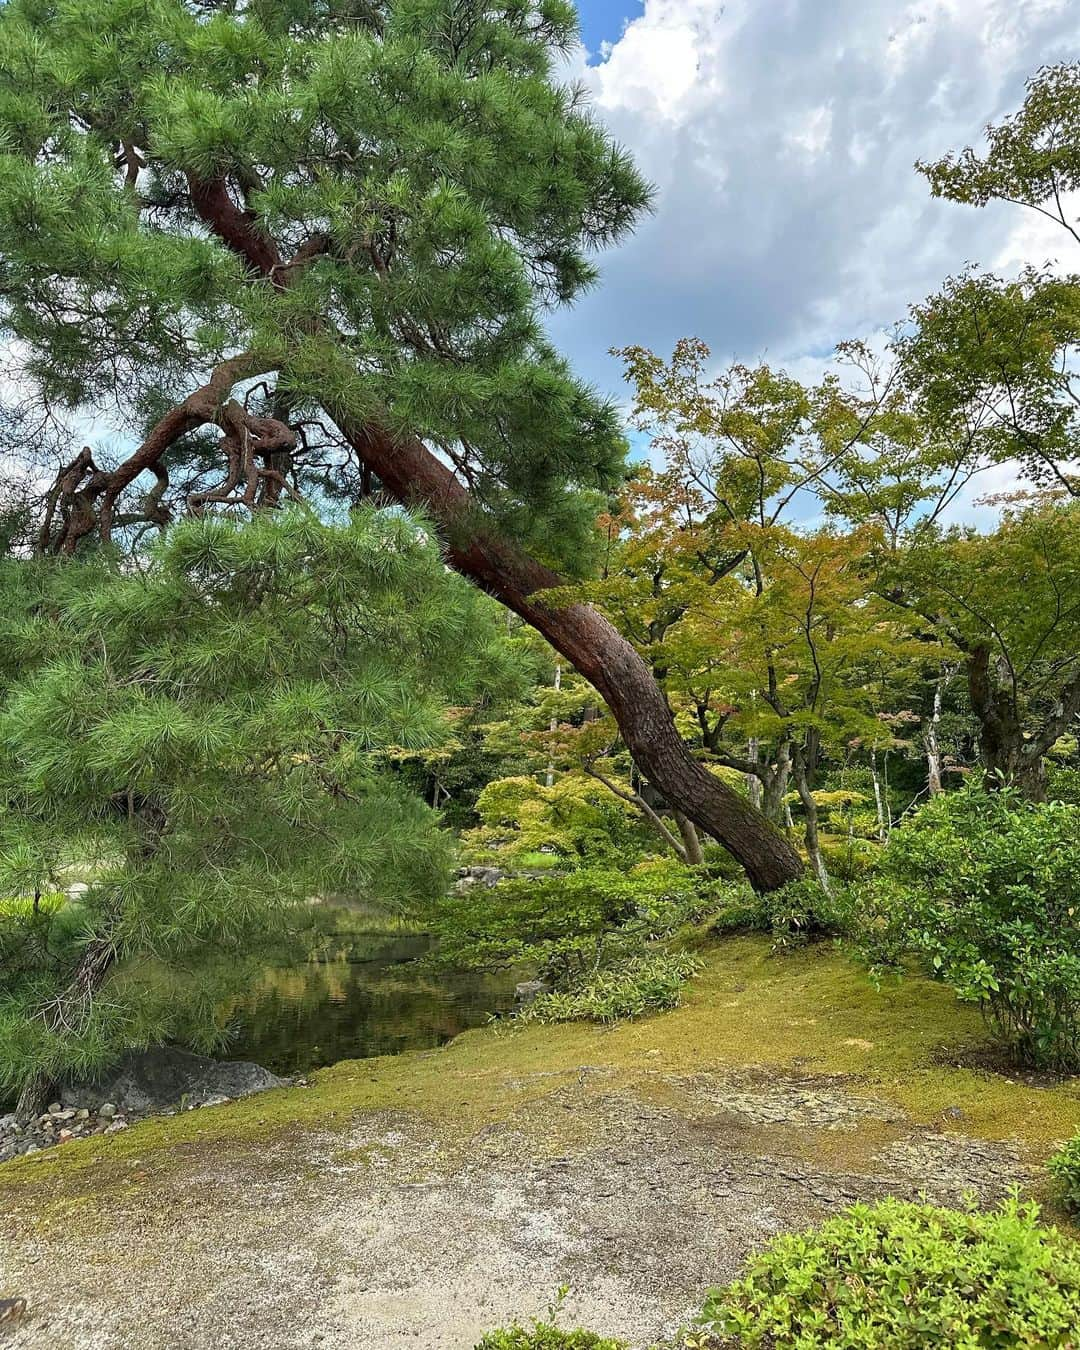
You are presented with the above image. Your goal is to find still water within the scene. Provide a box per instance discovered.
[222,923,519,1077]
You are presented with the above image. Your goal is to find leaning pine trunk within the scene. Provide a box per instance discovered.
[339,419,805,892]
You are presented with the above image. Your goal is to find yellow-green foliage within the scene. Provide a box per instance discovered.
[462,773,643,863]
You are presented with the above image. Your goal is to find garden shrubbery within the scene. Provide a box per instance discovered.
[1048,1132,1080,1214]
[850,788,1080,1071]
[514,949,702,1025]
[688,1195,1080,1348]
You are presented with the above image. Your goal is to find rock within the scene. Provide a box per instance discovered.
[98,1102,117,1119]
[514,979,551,1007]
[200,1095,231,1108]
[60,1046,286,1114]
[47,1102,62,1115]
[75,1108,90,1121]
[58,1129,74,1143]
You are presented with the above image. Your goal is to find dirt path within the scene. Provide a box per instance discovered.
[0,1068,1046,1350]
[1,939,1076,1349]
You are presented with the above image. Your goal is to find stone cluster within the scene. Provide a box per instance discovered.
[0,1101,128,1162]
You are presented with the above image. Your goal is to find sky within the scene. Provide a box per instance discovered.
[551,0,1080,407]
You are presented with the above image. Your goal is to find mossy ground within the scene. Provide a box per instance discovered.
[4,935,1078,1212]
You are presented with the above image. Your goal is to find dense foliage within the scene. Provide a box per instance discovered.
[1048,1133,1080,1215]
[0,0,649,564]
[690,1196,1080,1349]
[0,509,501,1096]
[513,949,702,1025]
[854,789,1080,1071]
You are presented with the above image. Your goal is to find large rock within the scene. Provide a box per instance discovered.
[60,1046,287,1114]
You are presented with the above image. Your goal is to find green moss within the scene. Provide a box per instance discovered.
[3,937,1078,1216]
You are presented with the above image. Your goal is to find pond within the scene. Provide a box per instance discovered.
[220,919,520,1077]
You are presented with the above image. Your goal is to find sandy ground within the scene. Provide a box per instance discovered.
[0,1064,1040,1350]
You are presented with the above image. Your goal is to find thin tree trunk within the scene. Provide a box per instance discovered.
[746,738,762,810]
[870,749,888,842]
[793,750,830,893]
[582,765,690,863]
[761,741,793,825]
[544,662,562,789]
[674,811,705,866]
[926,676,946,796]
[336,418,804,892]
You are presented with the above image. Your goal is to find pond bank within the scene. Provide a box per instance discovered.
[2,936,1078,1348]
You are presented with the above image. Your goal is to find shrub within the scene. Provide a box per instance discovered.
[691,1195,1080,1348]
[1048,1131,1080,1214]
[760,876,857,950]
[515,949,702,1025]
[475,1325,625,1350]
[429,864,749,988]
[853,788,1080,1071]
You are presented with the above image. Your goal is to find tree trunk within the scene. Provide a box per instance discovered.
[544,662,562,789]
[870,749,888,841]
[746,738,762,810]
[338,419,804,892]
[793,748,830,893]
[674,811,705,866]
[925,677,946,796]
[968,646,1048,801]
[761,741,793,825]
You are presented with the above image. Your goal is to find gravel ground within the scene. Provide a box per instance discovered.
[0,1066,1038,1350]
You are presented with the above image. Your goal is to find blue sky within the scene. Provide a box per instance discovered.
[550,0,1080,461]
[577,0,642,55]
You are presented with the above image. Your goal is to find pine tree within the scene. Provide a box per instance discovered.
[0,0,802,890]
[0,507,500,1112]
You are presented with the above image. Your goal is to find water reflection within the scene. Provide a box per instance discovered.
[222,923,517,1076]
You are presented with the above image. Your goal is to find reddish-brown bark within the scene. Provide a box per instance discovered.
[338,421,804,891]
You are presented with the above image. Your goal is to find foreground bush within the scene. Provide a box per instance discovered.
[854,788,1080,1071]
[692,1195,1080,1348]
[515,950,702,1024]
[1049,1132,1080,1214]
[475,1326,625,1350]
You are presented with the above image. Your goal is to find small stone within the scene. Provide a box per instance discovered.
[23,1145,39,1155]
[58,1128,74,1143]
[98,1102,117,1119]
[76,1108,90,1120]
[104,1120,127,1134]
[201,1095,231,1108]
[47,1102,62,1115]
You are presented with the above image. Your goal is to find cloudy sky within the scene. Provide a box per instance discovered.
[550,0,1080,398]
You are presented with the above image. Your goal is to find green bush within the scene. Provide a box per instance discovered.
[515,949,702,1025]
[760,876,857,949]
[854,788,1080,1071]
[429,864,750,988]
[474,1325,625,1350]
[1048,1132,1080,1214]
[692,1195,1080,1348]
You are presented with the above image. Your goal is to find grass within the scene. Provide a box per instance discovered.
[3,936,1078,1216]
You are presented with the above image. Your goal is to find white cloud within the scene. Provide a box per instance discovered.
[552,0,1080,391]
